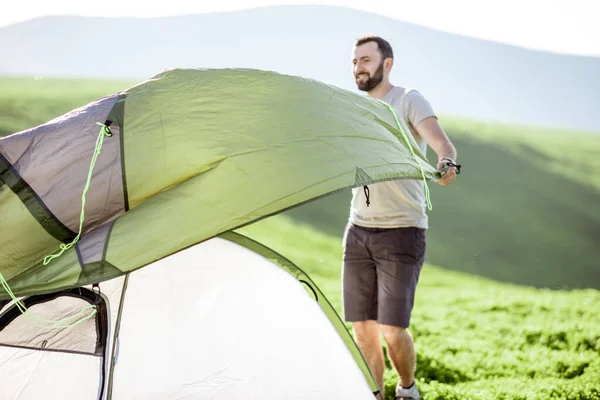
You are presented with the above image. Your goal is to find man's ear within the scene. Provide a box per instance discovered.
[384,58,394,72]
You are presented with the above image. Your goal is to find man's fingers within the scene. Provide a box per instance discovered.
[438,167,456,185]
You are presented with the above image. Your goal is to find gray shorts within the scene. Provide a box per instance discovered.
[342,223,426,328]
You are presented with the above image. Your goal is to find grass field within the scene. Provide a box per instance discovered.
[238,214,600,400]
[0,77,135,136]
[1,76,599,398]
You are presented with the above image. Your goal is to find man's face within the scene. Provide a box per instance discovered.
[352,41,385,92]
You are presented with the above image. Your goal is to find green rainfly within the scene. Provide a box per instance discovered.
[0,67,439,299]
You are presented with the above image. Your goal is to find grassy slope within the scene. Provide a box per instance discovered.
[1,76,599,398]
[0,77,135,136]
[238,215,600,400]
[440,117,600,192]
[282,118,600,290]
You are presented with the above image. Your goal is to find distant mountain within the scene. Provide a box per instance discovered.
[1,5,598,132]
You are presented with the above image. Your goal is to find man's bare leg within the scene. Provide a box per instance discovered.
[354,320,385,396]
[380,324,416,387]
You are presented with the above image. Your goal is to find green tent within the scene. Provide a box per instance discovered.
[0,68,439,399]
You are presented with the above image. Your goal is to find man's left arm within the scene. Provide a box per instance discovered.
[415,117,457,185]
[405,90,458,186]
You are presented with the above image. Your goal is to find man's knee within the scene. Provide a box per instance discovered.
[379,323,407,344]
[353,320,380,344]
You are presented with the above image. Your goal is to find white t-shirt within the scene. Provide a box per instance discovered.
[349,86,436,229]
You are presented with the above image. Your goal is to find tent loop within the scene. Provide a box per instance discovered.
[102,120,113,137]
[441,157,462,175]
[92,283,102,305]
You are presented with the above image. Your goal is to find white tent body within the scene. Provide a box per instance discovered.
[0,237,375,399]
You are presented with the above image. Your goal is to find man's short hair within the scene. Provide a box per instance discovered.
[355,35,394,60]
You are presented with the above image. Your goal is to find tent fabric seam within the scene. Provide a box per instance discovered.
[105,274,130,400]
[0,152,76,243]
[0,342,103,357]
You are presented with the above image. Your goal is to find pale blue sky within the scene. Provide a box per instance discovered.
[1,0,598,57]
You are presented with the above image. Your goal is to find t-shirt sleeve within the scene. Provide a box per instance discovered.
[403,90,437,127]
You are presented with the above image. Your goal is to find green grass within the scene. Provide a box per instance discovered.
[440,117,600,191]
[238,214,600,400]
[423,117,600,290]
[1,75,599,399]
[0,77,135,136]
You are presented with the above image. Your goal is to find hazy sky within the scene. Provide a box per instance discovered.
[1,0,598,57]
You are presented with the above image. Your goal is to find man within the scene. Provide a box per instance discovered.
[343,36,458,400]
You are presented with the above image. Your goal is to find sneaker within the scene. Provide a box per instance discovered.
[395,381,421,400]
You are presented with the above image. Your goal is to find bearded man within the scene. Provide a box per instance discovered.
[343,35,459,400]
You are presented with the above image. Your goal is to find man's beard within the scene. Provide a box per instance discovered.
[356,62,384,92]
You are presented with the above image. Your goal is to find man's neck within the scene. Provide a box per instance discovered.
[368,81,394,100]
